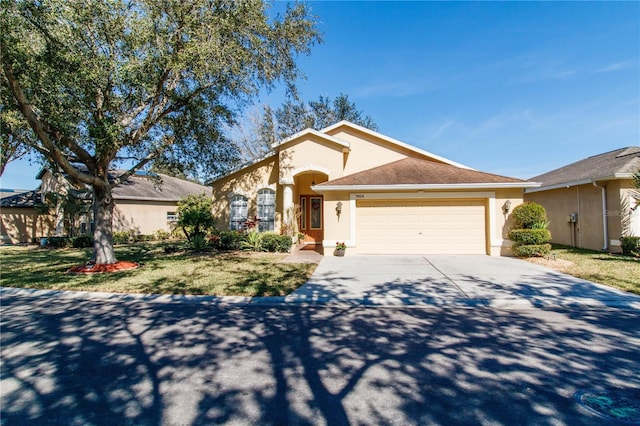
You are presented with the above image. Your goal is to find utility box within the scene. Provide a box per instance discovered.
[567,213,578,223]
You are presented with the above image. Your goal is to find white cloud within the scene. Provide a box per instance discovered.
[594,62,634,74]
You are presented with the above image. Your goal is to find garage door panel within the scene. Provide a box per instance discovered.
[356,199,486,254]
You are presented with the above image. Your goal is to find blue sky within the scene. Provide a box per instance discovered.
[2,0,638,189]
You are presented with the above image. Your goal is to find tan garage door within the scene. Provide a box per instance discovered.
[356,199,487,254]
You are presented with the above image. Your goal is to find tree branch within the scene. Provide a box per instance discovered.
[1,57,100,188]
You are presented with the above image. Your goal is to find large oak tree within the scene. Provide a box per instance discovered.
[1,0,319,264]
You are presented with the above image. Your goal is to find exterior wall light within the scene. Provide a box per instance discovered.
[335,201,342,218]
[503,200,511,215]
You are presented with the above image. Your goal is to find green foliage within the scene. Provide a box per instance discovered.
[512,243,552,258]
[620,236,640,257]
[510,202,548,229]
[507,229,551,245]
[72,235,93,248]
[113,231,132,245]
[241,230,265,252]
[177,194,215,243]
[46,236,71,248]
[215,231,247,251]
[189,234,211,252]
[509,202,552,257]
[530,220,550,230]
[1,0,319,262]
[247,94,378,158]
[261,233,293,253]
[154,229,171,241]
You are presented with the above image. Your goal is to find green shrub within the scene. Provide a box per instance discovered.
[512,243,552,257]
[189,234,211,252]
[113,231,131,245]
[620,236,640,257]
[241,230,265,252]
[177,194,215,242]
[511,202,548,229]
[154,229,171,241]
[507,228,551,245]
[133,234,153,242]
[72,235,93,248]
[530,220,550,230]
[46,236,71,248]
[261,232,293,253]
[215,231,246,251]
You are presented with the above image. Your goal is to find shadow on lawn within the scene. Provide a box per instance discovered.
[1,293,639,425]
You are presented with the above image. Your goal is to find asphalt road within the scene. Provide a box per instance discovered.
[1,293,639,425]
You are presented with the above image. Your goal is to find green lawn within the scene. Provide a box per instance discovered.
[0,243,317,296]
[528,245,640,295]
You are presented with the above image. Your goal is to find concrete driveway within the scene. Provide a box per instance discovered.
[286,255,640,309]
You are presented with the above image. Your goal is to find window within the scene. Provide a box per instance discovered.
[257,189,275,232]
[166,212,178,222]
[300,197,307,230]
[230,195,248,230]
[310,196,322,229]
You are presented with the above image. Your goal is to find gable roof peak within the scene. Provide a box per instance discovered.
[270,127,350,150]
[320,120,475,171]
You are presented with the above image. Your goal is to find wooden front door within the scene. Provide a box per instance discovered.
[299,195,323,244]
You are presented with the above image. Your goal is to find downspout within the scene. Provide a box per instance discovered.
[593,181,609,251]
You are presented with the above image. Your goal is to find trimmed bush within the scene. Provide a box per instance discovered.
[46,236,71,248]
[215,231,246,251]
[621,236,640,257]
[512,243,551,257]
[261,232,293,253]
[511,202,547,229]
[154,229,171,241]
[113,231,131,245]
[72,235,93,248]
[508,202,552,257]
[507,229,551,245]
[133,234,154,242]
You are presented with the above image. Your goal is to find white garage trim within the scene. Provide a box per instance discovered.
[348,192,498,253]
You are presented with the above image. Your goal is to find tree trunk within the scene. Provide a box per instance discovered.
[93,185,117,264]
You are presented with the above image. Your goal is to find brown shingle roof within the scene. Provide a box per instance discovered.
[529,146,640,188]
[317,157,526,187]
[111,172,212,201]
[0,189,42,208]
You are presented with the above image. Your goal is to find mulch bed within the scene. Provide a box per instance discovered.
[67,261,139,274]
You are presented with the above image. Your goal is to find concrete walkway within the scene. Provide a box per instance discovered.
[286,255,640,309]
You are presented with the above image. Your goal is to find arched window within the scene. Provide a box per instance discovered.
[257,189,275,232]
[229,194,248,231]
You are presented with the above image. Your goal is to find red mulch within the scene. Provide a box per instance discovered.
[67,261,139,274]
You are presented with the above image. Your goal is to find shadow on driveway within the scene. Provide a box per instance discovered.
[1,293,639,425]
[287,255,640,309]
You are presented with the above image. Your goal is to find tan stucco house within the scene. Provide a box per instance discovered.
[0,189,55,244]
[525,147,640,253]
[1,170,212,243]
[37,169,213,236]
[211,121,538,256]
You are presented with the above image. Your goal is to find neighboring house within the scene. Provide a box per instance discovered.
[525,147,640,253]
[1,170,212,243]
[211,120,538,256]
[0,189,55,244]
